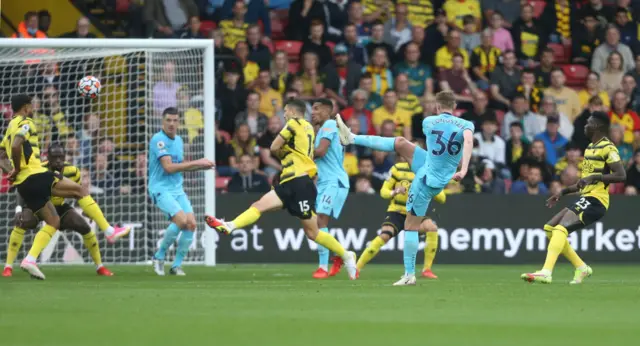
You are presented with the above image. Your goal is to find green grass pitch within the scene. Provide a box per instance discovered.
[1,264,640,346]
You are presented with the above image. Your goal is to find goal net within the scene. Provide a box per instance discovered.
[0,39,216,266]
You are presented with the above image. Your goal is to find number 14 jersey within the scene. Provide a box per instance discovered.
[422,112,475,188]
[278,117,317,184]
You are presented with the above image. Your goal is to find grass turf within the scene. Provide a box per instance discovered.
[1,264,640,346]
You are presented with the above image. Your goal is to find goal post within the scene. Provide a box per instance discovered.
[0,38,217,266]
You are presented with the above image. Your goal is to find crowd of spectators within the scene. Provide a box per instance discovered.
[5,0,640,197]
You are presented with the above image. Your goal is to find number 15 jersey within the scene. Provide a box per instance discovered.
[278,117,317,184]
[422,113,474,188]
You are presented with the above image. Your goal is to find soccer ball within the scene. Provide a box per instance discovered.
[77,76,101,99]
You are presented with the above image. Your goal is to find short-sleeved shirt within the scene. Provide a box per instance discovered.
[398,0,435,27]
[490,66,522,101]
[435,47,470,69]
[278,118,317,183]
[1,115,47,185]
[471,46,501,77]
[422,113,475,187]
[219,20,249,50]
[148,130,184,195]
[255,87,283,117]
[443,0,481,29]
[372,106,413,136]
[366,93,383,111]
[581,138,621,208]
[43,162,80,206]
[609,110,640,144]
[397,94,423,115]
[394,61,432,96]
[315,119,349,188]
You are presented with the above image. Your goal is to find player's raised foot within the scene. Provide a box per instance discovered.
[570,266,593,285]
[153,259,165,276]
[204,215,231,235]
[20,260,45,280]
[2,266,12,277]
[342,251,358,280]
[521,271,552,284]
[312,268,329,279]
[355,269,360,279]
[393,274,417,286]
[106,225,131,244]
[328,256,343,276]
[170,267,186,276]
[96,266,114,276]
[335,114,355,145]
[421,269,438,279]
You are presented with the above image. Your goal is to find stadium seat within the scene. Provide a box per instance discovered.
[116,0,130,13]
[548,43,568,63]
[561,64,590,87]
[216,176,232,190]
[275,40,303,60]
[0,174,9,193]
[326,41,336,53]
[529,0,546,18]
[288,62,300,73]
[200,20,216,36]
[271,18,287,40]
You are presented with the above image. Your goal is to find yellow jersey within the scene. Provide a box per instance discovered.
[398,0,434,28]
[43,161,80,206]
[362,0,394,23]
[443,0,481,29]
[372,106,413,136]
[1,115,47,185]
[580,138,620,209]
[380,162,446,215]
[397,94,423,115]
[435,47,470,69]
[219,20,249,50]
[278,118,317,183]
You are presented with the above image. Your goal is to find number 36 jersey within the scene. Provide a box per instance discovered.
[278,117,317,184]
[422,113,474,188]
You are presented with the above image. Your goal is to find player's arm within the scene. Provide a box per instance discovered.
[577,159,626,188]
[453,129,474,181]
[159,156,213,174]
[272,121,295,156]
[10,134,25,178]
[314,138,331,158]
[0,148,13,173]
[380,169,397,200]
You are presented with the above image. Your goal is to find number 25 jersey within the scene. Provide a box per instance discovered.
[422,113,474,188]
[278,118,317,184]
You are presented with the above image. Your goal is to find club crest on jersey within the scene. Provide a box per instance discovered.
[157,141,165,149]
[609,151,620,162]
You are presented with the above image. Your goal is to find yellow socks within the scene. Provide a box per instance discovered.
[27,224,57,259]
[357,236,386,270]
[6,227,26,266]
[315,231,345,258]
[78,196,110,231]
[82,232,102,266]
[231,207,261,229]
[543,225,568,272]
[434,191,446,204]
[543,224,585,268]
[424,231,438,270]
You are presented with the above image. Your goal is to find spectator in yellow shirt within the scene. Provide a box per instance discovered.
[435,29,470,71]
[578,71,611,111]
[443,0,481,31]
[372,89,413,139]
[544,68,581,122]
[219,1,249,50]
[235,41,259,88]
[254,70,282,117]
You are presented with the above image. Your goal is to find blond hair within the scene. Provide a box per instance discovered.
[435,90,456,110]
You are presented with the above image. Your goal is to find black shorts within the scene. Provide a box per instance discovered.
[381,212,406,237]
[274,175,317,219]
[568,196,607,229]
[55,203,74,219]
[16,171,58,212]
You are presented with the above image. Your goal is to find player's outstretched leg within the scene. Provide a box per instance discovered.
[205,190,283,234]
[61,209,113,276]
[52,177,130,243]
[357,227,395,276]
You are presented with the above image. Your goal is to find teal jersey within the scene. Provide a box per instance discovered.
[365,93,383,112]
[394,62,432,96]
[422,113,474,188]
[315,119,349,188]
[148,130,184,195]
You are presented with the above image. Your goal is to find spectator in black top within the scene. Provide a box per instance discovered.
[287,0,326,41]
[38,10,51,35]
[511,3,545,68]
[424,8,449,66]
[366,21,395,63]
[572,95,605,151]
[583,0,615,26]
[571,10,604,65]
[506,122,530,178]
[227,154,270,193]
[323,43,362,108]
[322,0,348,43]
[461,91,497,132]
[534,48,554,88]
[412,95,436,142]
[625,149,640,194]
[300,20,333,68]
[217,68,247,134]
[490,50,522,111]
[515,139,555,185]
[60,17,96,38]
[350,157,383,192]
[257,116,283,179]
[614,6,639,53]
[214,122,235,176]
[247,24,271,70]
[476,160,507,194]
[340,23,367,67]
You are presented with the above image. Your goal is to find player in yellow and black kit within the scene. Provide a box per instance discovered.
[2,143,114,277]
[522,112,626,285]
[356,157,446,278]
[0,94,128,280]
[205,99,358,279]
